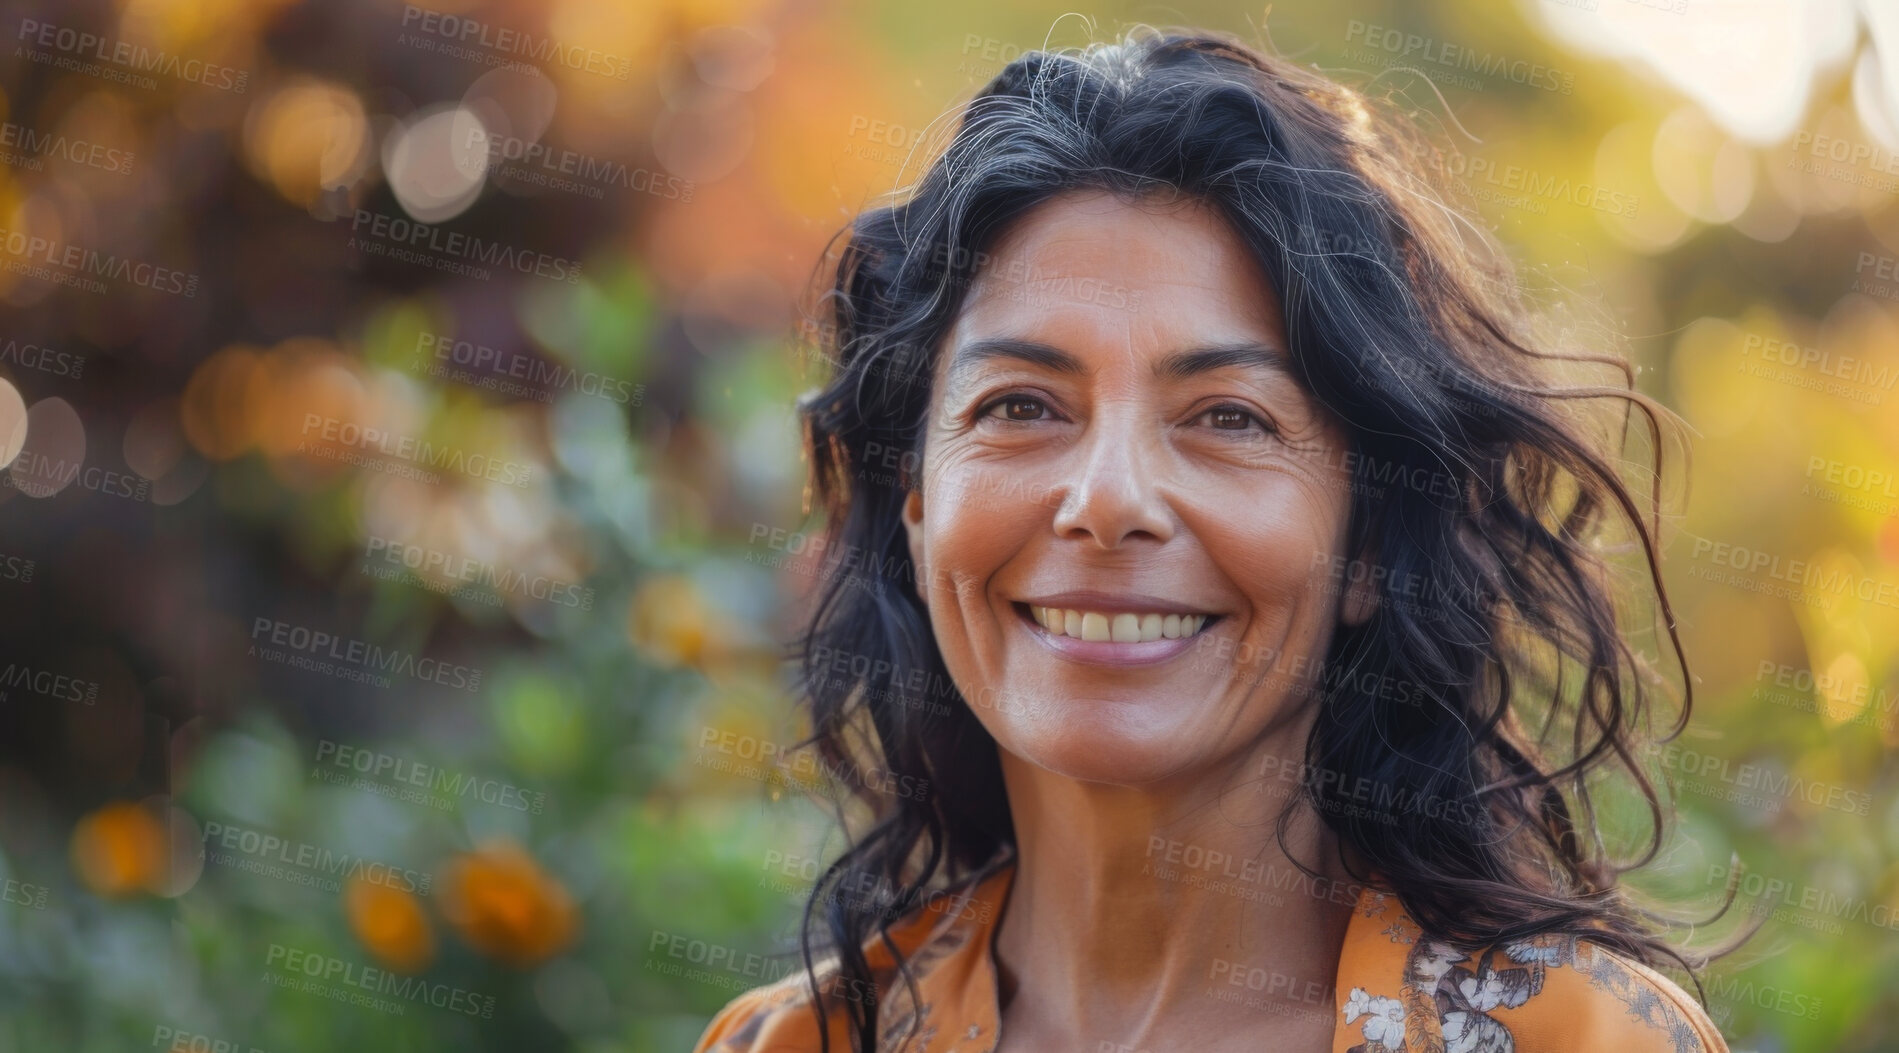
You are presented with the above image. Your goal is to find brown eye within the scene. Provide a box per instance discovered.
[986,396,1048,422]
[1200,404,1266,432]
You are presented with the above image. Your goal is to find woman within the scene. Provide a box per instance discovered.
[697,28,1730,1053]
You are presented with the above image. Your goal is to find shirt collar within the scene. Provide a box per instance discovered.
[884,846,1417,1051]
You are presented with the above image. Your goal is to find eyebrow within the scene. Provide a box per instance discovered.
[945,337,1293,387]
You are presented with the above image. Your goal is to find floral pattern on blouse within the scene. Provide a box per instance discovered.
[1340,895,1707,1053]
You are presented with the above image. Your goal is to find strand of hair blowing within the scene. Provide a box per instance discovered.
[787,28,1712,1053]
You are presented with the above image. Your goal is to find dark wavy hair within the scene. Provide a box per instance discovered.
[786,27,1712,1052]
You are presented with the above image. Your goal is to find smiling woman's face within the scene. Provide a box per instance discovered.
[901,189,1372,787]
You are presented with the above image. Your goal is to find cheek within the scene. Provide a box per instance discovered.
[1188,475,1353,597]
[915,470,1026,614]
[923,454,1049,552]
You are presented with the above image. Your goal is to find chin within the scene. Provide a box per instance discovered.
[990,703,1212,786]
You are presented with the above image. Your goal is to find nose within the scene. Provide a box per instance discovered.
[1050,408,1175,548]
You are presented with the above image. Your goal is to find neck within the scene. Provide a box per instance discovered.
[990,739,1358,1051]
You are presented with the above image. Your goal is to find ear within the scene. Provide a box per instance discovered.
[901,484,927,603]
[1340,546,1379,628]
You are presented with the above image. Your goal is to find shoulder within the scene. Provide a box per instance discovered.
[1338,892,1729,1053]
[690,971,843,1053]
[1481,934,1727,1053]
[690,859,1015,1053]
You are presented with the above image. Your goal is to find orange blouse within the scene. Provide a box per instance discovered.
[692,852,1729,1053]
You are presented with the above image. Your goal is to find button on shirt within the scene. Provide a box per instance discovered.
[692,850,1729,1053]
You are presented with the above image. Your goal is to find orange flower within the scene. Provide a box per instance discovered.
[69,801,166,897]
[439,839,576,967]
[628,575,715,669]
[345,875,435,973]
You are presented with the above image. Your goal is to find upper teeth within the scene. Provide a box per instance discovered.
[1029,606,1207,642]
